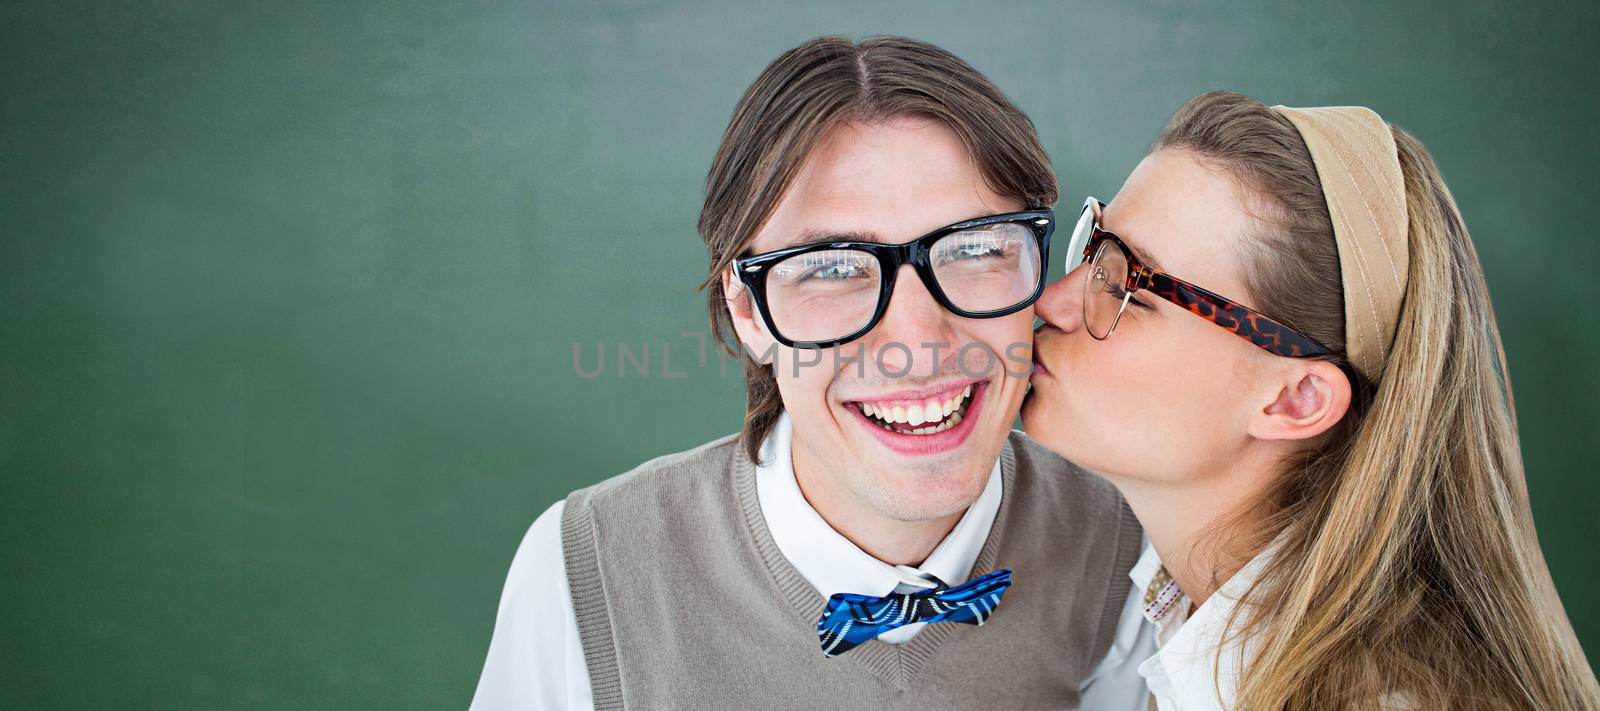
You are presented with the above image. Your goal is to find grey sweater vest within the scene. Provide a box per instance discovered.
[560,430,1142,710]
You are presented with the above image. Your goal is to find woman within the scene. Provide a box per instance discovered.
[1021,91,1599,709]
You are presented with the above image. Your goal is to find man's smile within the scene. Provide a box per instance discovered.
[841,380,988,455]
[851,382,975,435]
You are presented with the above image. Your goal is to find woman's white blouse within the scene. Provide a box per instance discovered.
[1131,541,1279,711]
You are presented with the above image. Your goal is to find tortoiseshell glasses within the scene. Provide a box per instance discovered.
[1067,197,1332,358]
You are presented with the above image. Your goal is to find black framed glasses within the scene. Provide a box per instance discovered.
[732,210,1055,348]
[1069,197,1333,359]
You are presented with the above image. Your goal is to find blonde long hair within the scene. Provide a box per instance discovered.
[1155,91,1599,709]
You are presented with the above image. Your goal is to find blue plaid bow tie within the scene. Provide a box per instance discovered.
[816,568,1013,657]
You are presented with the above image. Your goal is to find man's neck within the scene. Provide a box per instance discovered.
[807,489,964,566]
[788,441,968,567]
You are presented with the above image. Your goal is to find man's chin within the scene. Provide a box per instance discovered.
[866,483,987,524]
[861,449,998,519]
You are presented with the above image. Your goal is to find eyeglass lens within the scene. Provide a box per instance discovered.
[762,222,1040,343]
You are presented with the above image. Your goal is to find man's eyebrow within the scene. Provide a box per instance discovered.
[765,210,1020,252]
[776,227,888,250]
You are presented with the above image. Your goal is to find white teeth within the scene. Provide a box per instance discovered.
[906,408,965,435]
[857,384,977,434]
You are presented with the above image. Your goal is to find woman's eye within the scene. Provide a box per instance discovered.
[1126,296,1151,310]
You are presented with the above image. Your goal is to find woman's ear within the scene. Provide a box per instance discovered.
[722,267,777,365]
[1248,360,1352,442]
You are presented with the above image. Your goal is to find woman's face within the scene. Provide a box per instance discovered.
[1022,148,1293,484]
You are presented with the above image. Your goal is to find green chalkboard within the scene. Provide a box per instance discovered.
[2,0,1595,708]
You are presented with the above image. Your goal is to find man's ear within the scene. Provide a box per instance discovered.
[722,266,777,366]
[1247,360,1352,442]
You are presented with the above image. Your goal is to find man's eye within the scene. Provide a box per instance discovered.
[955,243,1005,259]
[805,262,866,280]
[771,250,879,288]
[937,235,1013,263]
[794,255,870,281]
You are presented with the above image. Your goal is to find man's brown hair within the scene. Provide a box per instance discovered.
[697,35,1058,463]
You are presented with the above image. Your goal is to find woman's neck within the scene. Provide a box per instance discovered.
[1113,464,1276,607]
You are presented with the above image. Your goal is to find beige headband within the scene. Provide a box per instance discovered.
[1271,105,1409,382]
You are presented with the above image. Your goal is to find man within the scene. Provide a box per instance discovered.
[471,35,1149,710]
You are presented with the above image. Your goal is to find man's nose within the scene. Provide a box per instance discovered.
[868,265,954,377]
[1035,264,1087,333]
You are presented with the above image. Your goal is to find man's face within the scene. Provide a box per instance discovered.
[725,115,1034,524]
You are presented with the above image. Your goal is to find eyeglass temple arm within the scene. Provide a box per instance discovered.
[1142,270,1333,359]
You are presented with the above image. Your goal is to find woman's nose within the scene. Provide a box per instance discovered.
[1034,264,1087,332]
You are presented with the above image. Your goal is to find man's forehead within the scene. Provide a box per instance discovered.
[741,117,1019,254]
[750,202,1019,255]
[749,178,1024,254]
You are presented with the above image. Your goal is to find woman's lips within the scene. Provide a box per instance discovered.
[1031,327,1061,379]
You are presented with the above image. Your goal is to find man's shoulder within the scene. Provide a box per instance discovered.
[1004,429,1123,506]
[566,431,745,515]
[1003,429,1143,624]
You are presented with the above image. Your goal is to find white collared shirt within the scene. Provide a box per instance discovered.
[755,409,1005,642]
[469,412,1155,710]
[1128,541,1279,711]
[1129,538,1423,711]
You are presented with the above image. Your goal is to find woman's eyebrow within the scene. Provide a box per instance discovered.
[1118,232,1165,272]
[1101,206,1165,271]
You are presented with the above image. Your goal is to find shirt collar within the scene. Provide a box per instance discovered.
[754,411,1004,598]
[1129,539,1164,595]
[1138,532,1289,709]
[1130,539,1186,627]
